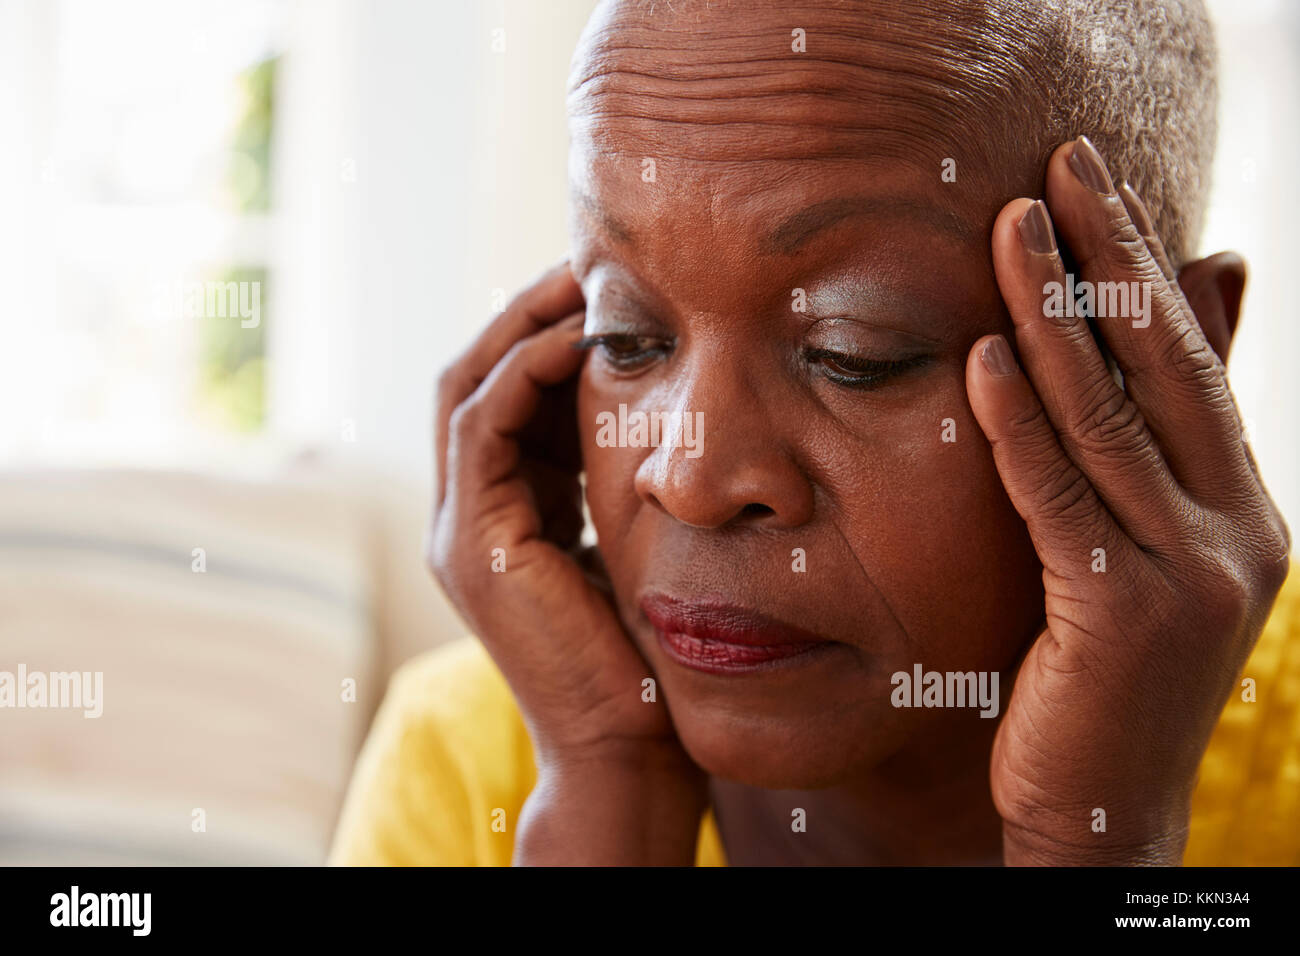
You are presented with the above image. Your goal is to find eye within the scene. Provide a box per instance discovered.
[804,348,927,390]
[575,333,672,370]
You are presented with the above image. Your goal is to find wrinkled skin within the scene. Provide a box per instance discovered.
[428,0,1290,864]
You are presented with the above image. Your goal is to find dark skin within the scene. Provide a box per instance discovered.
[427,1,1290,865]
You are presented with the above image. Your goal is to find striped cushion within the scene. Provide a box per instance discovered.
[0,467,440,865]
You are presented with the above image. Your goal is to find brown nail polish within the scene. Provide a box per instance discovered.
[1069,135,1114,195]
[1119,181,1156,236]
[980,336,1017,377]
[1017,200,1058,255]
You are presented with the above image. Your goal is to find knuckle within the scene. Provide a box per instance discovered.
[1092,224,1149,273]
[1220,500,1293,597]
[1245,524,1292,597]
[435,363,468,413]
[500,335,535,368]
[424,519,468,602]
[422,534,443,578]
[1074,388,1149,454]
[1262,548,1292,596]
[1158,323,1221,383]
[1004,396,1052,438]
[1113,228,1148,262]
[1036,459,1096,527]
[447,398,480,437]
[1182,533,1279,635]
[996,403,1100,528]
[423,525,451,582]
[1277,515,1294,559]
[1206,567,1252,632]
[1076,382,1128,439]
[1272,547,1292,587]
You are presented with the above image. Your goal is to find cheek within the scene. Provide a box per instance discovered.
[577,371,643,556]
[823,372,1043,668]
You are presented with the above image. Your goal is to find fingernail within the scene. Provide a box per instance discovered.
[980,335,1017,377]
[1118,181,1156,236]
[1069,136,1114,195]
[1017,200,1057,255]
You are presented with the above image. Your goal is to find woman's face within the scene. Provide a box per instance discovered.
[570,1,1047,788]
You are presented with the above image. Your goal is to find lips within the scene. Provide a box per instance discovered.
[640,593,835,674]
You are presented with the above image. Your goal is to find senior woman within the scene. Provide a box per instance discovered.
[330,0,1298,866]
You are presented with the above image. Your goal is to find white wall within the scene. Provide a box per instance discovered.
[1202,0,1300,530]
[270,0,599,485]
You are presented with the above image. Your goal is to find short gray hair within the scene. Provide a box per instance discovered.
[1030,0,1217,267]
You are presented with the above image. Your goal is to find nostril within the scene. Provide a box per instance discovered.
[740,503,774,519]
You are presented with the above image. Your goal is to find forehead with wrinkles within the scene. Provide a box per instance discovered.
[566,0,1217,266]
[568,2,1049,188]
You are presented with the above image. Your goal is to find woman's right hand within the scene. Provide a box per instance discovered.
[425,260,706,863]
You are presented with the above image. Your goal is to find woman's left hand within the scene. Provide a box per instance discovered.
[967,136,1291,865]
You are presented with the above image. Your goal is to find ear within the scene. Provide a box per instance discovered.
[1176,251,1246,363]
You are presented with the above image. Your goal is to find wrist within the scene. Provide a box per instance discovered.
[1001,812,1189,866]
[514,740,708,866]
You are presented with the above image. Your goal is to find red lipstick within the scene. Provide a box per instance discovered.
[640,594,835,674]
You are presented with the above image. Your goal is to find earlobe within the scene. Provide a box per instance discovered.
[1176,251,1247,363]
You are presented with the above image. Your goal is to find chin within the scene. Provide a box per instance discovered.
[665,698,903,790]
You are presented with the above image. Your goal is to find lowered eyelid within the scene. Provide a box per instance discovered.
[581,314,661,338]
[805,318,935,355]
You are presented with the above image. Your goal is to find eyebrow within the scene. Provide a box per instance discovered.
[576,190,634,243]
[763,196,975,254]
[576,191,975,254]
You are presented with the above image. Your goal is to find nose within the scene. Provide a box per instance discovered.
[633,368,814,530]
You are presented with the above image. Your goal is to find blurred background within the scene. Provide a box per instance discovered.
[0,0,1295,864]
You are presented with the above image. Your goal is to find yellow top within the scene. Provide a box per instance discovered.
[329,568,1300,866]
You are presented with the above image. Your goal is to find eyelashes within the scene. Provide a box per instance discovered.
[573,333,671,371]
[801,348,927,390]
[574,333,928,390]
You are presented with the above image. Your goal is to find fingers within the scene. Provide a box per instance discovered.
[443,314,587,541]
[966,334,1125,578]
[990,196,1185,546]
[523,458,586,551]
[1043,137,1255,503]
[1118,183,1177,284]
[435,260,585,510]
